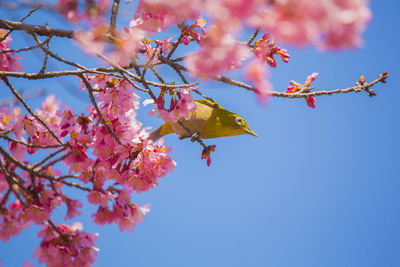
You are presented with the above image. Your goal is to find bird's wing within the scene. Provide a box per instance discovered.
[195,99,222,109]
[148,122,174,141]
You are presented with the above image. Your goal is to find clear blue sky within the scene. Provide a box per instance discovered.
[0,1,399,266]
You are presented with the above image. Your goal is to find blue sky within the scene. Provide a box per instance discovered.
[0,1,399,266]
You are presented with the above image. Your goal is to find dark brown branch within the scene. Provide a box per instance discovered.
[0,19,74,39]
[109,0,120,35]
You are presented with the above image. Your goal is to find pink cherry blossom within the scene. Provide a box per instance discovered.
[0,30,22,72]
[87,190,114,207]
[108,28,145,65]
[74,24,108,55]
[249,0,371,49]
[65,198,83,219]
[0,200,31,242]
[147,87,197,123]
[186,26,251,79]
[56,0,80,22]
[133,0,201,33]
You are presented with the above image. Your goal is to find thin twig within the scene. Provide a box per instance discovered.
[0,6,42,43]
[246,29,260,45]
[0,133,64,149]
[119,71,148,92]
[132,64,158,103]
[158,59,214,102]
[167,32,184,59]
[177,121,207,149]
[39,36,51,73]
[0,189,12,208]
[0,39,49,54]
[32,146,68,170]
[30,32,93,72]
[0,161,25,204]
[38,151,73,172]
[56,180,91,192]
[48,220,69,243]
[140,44,160,79]
[20,4,43,22]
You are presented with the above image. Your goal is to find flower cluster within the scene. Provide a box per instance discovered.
[34,222,98,267]
[91,189,150,231]
[201,145,216,167]
[186,26,251,79]
[0,30,22,77]
[0,74,175,264]
[74,25,145,66]
[180,17,207,45]
[253,33,290,68]
[132,0,202,33]
[56,0,110,24]
[0,199,31,242]
[250,0,371,49]
[286,73,319,108]
[147,86,197,123]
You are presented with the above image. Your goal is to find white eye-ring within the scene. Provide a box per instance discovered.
[235,117,243,125]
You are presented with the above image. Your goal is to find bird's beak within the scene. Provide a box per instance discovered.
[245,127,258,137]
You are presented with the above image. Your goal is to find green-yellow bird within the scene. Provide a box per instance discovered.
[149,99,258,141]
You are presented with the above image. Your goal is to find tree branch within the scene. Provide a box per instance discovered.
[0,18,74,38]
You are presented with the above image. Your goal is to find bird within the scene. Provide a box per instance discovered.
[148,99,258,141]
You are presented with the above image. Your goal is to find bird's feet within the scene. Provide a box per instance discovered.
[178,132,200,142]
[190,132,200,142]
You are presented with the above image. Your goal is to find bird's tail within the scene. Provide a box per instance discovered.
[148,123,173,141]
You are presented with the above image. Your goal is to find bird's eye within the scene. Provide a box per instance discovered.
[235,117,243,125]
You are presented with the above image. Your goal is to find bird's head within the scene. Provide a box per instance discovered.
[232,114,258,137]
[220,112,258,137]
